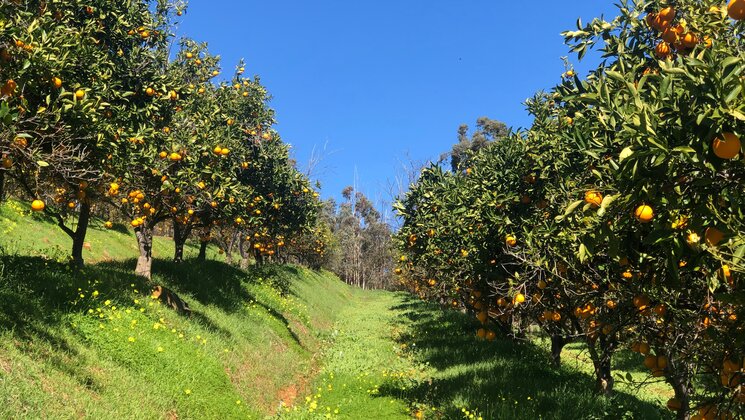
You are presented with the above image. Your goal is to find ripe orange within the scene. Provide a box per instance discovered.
[655,42,672,59]
[681,33,698,48]
[227,118,234,126]
[476,311,488,323]
[584,190,603,207]
[638,342,650,355]
[159,151,167,159]
[658,6,676,21]
[1,157,12,168]
[485,330,496,341]
[728,0,745,20]
[75,89,85,100]
[104,221,113,229]
[514,293,525,304]
[146,87,155,96]
[52,77,62,89]
[634,204,654,223]
[168,90,178,100]
[644,355,658,369]
[169,152,182,161]
[31,199,45,211]
[704,227,724,246]
[505,235,517,247]
[220,148,230,156]
[661,27,678,44]
[476,328,486,338]
[712,132,741,159]
[213,146,223,155]
[186,52,193,59]
[666,398,682,411]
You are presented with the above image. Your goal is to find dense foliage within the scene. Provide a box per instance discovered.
[394,1,745,418]
[0,0,325,277]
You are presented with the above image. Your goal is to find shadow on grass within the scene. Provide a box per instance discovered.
[0,254,306,382]
[92,258,304,346]
[377,295,670,420]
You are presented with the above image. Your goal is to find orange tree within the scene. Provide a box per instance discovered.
[0,0,181,267]
[556,1,745,416]
[394,0,745,416]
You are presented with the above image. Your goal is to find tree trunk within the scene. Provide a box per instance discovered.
[135,225,154,279]
[239,235,249,269]
[70,201,91,268]
[669,371,691,420]
[197,240,208,261]
[550,335,566,368]
[0,170,5,202]
[173,220,191,263]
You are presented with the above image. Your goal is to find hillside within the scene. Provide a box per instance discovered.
[0,200,673,419]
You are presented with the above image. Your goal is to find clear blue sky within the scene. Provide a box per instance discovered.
[176,1,619,215]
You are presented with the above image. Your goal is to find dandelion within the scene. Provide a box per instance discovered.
[157,346,164,352]
[92,290,99,297]
[128,336,135,342]
[184,389,191,395]
[235,400,241,405]
[104,299,111,306]
[153,322,161,330]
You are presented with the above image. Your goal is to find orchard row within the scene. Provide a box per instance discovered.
[0,1,328,277]
[395,2,744,419]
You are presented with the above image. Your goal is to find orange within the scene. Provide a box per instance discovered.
[1,157,12,168]
[584,190,602,207]
[75,89,85,100]
[159,151,168,159]
[485,330,496,341]
[658,6,676,21]
[728,0,745,20]
[476,311,488,323]
[227,118,234,126]
[537,279,547,289]
[704,227,724,246]
[52,77,62,89]
[505,235,517,247]
[169,152,182,161]
[712,132,741,159]
[104,221,113,229]
[31,199,45,211]
[657,355,668,369]
[220,148,230,156]
[661,27,678,44]
[514,293,525,304]
[644,355,658,369]
[634,204,654,223]
[638,342,650,355]
[145,87,155,96]
[654,42,671,59]
[681,33,698,48]
[213,146,223,155]
[476,328,486,338]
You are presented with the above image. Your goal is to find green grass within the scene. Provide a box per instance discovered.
[0,200,355,418]
[0,199,222,264]
[0,199,674,419]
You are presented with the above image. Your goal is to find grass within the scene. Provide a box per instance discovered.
[0,200,354,418]
[0,199,675,419]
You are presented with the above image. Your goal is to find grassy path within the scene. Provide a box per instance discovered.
[283,291,672,420]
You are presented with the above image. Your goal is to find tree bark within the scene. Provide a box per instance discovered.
[588,336,615,396]
[0,170,5,202]
[239,235,249,269]
[669,368,691,420]
[70,201,91,268]
[550,335,566,368]
[135,225,154,279]
[172,220,191,263]
[197,240,208,261]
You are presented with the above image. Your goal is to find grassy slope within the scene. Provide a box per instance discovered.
[0,201,353,418]
[1,200,673,419]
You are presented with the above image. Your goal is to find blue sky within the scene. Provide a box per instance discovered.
[177,1,619,216]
